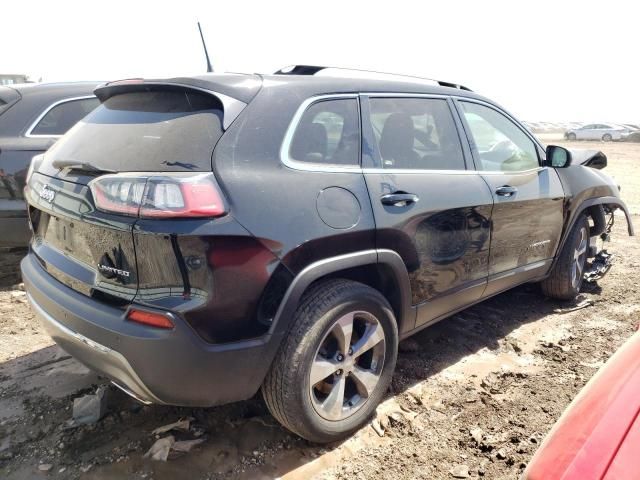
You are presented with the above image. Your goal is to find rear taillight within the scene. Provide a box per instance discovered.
[89,173,226,218]
[126,308,174,329]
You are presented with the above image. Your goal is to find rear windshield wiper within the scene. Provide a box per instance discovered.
[52,159,115,174]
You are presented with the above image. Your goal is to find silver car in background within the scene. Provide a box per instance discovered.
[565,123,631,141]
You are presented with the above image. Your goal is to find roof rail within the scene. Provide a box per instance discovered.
[273,65,472,91]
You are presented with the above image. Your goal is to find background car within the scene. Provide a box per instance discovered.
[525,328,640,480]
[0,82,100,248]
[564,123,631,141]
[625,131,640,142]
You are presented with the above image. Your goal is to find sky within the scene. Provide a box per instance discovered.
[2,0,639,123]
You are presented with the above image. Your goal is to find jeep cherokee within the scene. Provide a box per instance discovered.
[21,67,634,443]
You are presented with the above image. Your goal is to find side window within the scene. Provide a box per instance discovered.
[460,102,539,172]
[368,97,465,170]
[289,98,360,165]
[30,97,100,136]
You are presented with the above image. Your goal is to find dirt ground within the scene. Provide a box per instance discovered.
[0,141,638,480]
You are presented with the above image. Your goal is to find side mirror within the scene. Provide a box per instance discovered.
[546,145,572,168]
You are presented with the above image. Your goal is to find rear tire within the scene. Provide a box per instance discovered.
[541,215,589,300]
[262,279,398,443]
[602,133,612,142]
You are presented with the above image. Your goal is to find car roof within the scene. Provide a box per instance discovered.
[97,72,491,105]
[259,73,488,99]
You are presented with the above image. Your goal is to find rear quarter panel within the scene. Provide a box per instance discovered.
[212,85,376,276]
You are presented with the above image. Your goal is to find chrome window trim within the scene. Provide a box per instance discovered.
[280,92,547,175]
[280,94,362,173]
[361,166,543,175]
[25,95,97,139]
[364,92,451,99]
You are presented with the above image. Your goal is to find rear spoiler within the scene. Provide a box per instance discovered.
[93,80,247,130]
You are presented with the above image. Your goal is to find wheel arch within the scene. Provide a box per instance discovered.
[269,249,415,339]
[551,196,634,271]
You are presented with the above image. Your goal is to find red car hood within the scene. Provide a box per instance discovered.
[525,330,640,480]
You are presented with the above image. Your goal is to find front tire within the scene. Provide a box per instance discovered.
[541,215,589,300]
[602,133,612,142]
[567,133,577,141]
[262,279,398,443]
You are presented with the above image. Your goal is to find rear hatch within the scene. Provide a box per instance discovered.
[26,84,236,302]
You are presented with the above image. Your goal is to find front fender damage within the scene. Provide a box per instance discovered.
[609,201,635,236]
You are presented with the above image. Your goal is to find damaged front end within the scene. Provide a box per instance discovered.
[551,146,635,285]
[584,206,617,283]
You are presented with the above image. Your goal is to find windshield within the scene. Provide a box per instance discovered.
[42,89,224,172]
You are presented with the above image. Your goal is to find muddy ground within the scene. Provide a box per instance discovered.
[0,140,638,479]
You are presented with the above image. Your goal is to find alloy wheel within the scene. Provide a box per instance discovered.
[309,311,386,421]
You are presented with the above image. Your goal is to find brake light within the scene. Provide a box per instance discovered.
[90,176,145,216]
[126,308,174,329]
[89,173,226,218]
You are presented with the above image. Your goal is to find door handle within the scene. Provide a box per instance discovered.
[380,192,419,206]
[495,185,518,197]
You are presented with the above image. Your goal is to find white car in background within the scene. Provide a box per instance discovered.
[565,123,631,141]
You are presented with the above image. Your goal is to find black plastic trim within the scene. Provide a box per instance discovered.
[551,197,634,272]
[270,249,415,337]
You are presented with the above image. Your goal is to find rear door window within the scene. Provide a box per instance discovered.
[42,89,224,172]
[367,97,466,170]
[30,97,99,136]
[288,98,360,166]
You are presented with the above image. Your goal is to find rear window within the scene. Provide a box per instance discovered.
[43,89,224,172]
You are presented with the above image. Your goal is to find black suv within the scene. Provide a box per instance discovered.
[21,68,634,443]
[0,82,100,247]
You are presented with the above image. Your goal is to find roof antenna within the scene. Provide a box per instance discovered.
[197,21,213,73]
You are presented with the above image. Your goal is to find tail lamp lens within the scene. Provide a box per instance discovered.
[89,173,226,218]
[127,308,174,329]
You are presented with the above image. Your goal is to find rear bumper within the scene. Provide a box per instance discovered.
[21,252,282,407]
[27,291,162,404]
